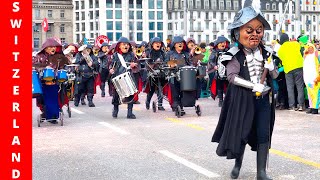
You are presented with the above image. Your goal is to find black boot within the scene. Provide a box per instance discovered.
[312,109,318,114]
[146,93,152,110]
[230,144,246,179]
[100,82,106,97]
[87,94,95,107]
[127,104,136,119]
[112,105,119,118]
[218,90,223,107]
[158,104,165,111]
[81,94,86,105]
[74,95,80,107]
[218,99,223,107]
[145,101,150,110]
[306,108,313,114]
[257,143,272,180]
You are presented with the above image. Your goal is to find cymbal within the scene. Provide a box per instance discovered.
[66,64,79,67]
[48,54,69,69]
[167,59,185,66]
[191,54,205,64]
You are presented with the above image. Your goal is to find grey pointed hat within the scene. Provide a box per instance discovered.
[227,0,271,30]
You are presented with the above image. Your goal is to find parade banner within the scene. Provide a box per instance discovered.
[0,1,32,179]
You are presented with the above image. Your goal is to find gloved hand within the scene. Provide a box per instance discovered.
[264,60,274,71]
[252,83,265,93]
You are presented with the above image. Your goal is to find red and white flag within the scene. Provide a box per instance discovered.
[42,18,48,32]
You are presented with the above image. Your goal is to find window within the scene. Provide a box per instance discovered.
[89,0,93,8]
[137,11,142,19]
[129,22,134,30]
[228,12,231,19]
[190,22,193,30]
[292,25,294,32]
[149,33,155,39]
[206,21,209,29]
[34,38,40,49]
[115,0,121,8]
[198,35,201,41]
[96,11,99,19]
[197,22,201,30]
[226,0,231,10]
[149,22,155,30]
[213,34,216,40]
[234,1,238,10]
[205,0,209,9]
[115,10,122,19]
[198,11,201,18]
[33,23,40,32]
[129,11,134,19]
[285,24,288,31]
[35,9,40,18]
[95,0,99,8]
[106,10,113,19]
[168,13,172,20]
[313,15,316,22]
[137,22,143,30]
[48,10,52,18]
[149,11,155,19]
[61,38,66,44]
[107,32,113,41]
[168,23,172,30]
[206,35,209,43]
[129,32,134,41]
[266,3,270,10]
[219,0,224,9]
[90,22,94,30]
[221,22,224,29]
[116,32,122,40]
[272,3,276,10]
[48,23,54,32]
[81,12,85,20]
[180,13,184,19]
[266,14,269,21]
[106,21,113,30]
[196,0,200,9]
[76,23,79,31]
[212,13,216,18]
[137,0,142,8]
[157,0,163,9]
[90,11,93,19]
[129,0,134,8]
[81,1,85,9]
[168,0,172,9]
[157,11,163,20]
[76,12,79,20]
[149,0,155,9]
[313,25,316,32]
[60,24,65,33]
[75,1,79,10]
[157,33,163,40]
[137,33,143,41]
[157,22,163,30]
[106,0,112,8]
[206,12,209,19]
[116,21,122,30]
[212,0,217,9]
[213,22,216,31]
[189,0,193,9]
[81,23,85,31]
[96,22,99,30]
[76,34,80,42]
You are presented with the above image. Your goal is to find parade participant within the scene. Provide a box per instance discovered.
[63,43,78,64]
[303,43,320,114]
[98,42,110,97]
[166,38,172,52]
[211,1,278,179]
[32,38,64,124]
[74,44,99,107]
[165,36,191,115]
[208,36,230,107]
[109,37,137,119]
[186,37,196,57]
[145,37,166,111]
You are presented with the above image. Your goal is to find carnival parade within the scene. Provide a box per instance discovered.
[32,0,320,179]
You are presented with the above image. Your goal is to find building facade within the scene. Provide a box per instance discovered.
[32,0,73,51]
[73,0,167,44]
[167,0,320,44]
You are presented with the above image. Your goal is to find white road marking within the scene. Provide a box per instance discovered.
[98,122,129,135]
[159,150,220,178]
[70,107,85,114]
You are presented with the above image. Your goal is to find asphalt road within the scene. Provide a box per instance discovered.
[32,89,320,180]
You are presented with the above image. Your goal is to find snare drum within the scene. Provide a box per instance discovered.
[42,67,55,81]
[180,66,197,91]
[32,70,42,98]
[57,69,68,82]
[111,72,138,103]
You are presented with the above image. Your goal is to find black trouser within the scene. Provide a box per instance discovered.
[146,77,166,105]
[99,68,110,93]
[216,78,228,99]
[112,91,134,106]
[75,75,95,101]
[169,78,182,109]
[254,95,271,144]
[277,73,289,108]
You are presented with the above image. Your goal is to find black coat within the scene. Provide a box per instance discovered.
[211,46,276,159]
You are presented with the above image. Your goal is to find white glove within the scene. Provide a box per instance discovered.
[264,60,274,71]
[252,83,264,93]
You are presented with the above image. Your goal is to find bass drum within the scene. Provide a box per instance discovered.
[32,70,42,98]
[180,66,197,91]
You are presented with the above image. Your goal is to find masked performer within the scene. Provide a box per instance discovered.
[74,44,99,107]
[145,37,167,111]
[109,37,137,119]
[165,36,191,115]
[98,42,111,97]
[211,1,279,179]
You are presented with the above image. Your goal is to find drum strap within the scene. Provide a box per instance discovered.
[118,53,130,70]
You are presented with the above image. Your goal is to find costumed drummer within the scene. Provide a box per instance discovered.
[109,37,137,119]
[165,36,191,115]
[32,38,65,124]
[74,44,99,107]
[145,37,166,111]
[211,1,279,179]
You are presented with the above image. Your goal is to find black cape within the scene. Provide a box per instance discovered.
[211,46,276,159]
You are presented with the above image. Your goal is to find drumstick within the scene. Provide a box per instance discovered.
[256,56,271,96]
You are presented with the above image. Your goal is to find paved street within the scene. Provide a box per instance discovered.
[32,88,320,180]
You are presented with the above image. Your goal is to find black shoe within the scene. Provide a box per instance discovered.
[312,109,318,114]
[218,100,223,107]
[81,100,86,105]
[74,102,79,107]
[146,102,150,110]
[306,108,313,114]
[257,143,272,180]
[127,114,136,119]
[158,106,165,111]
[134,101,141,104]
[101,91,105,97]
[88,102,95,107]
[230,145,245,179]
[181,110,186,116]
[49,120,58,124]
[112,106,119,118]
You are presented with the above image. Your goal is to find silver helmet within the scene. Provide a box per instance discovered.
[228,2,270,31]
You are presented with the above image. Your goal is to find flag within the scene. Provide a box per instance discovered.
[42,18,48,32]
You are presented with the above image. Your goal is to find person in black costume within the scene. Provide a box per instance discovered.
[98,42,111,97]
[74,44,99,107]
[165,36,191,115]
[211,1,279,180]
[145,37,166,111]
[109,37,138,119]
